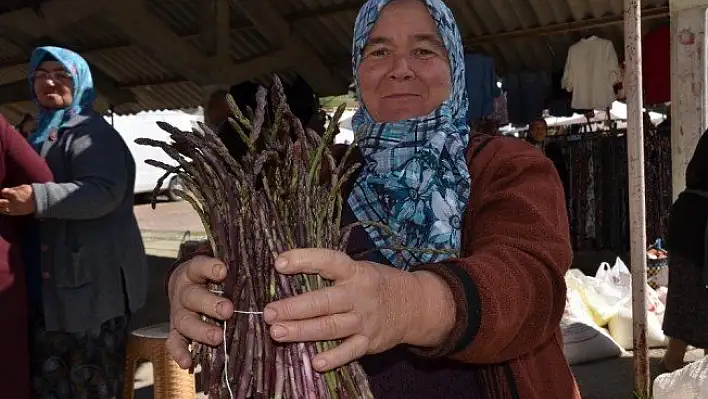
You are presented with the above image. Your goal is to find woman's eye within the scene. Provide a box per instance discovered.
[367,48,390,58]
[414,48,436,58]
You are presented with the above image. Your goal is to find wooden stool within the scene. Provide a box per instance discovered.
[123,322,196,399]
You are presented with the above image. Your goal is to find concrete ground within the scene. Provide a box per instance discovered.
[131,200,704,398]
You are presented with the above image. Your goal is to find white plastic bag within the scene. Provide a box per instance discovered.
[656,286,668,306]
[653,356,708,399]
[599,257,669,348]
[606,300,668,349]
[595,257,632,297]
[560,282,624,365]
[565,269,622,326]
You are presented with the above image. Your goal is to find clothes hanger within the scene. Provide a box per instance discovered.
[581,27,595,40]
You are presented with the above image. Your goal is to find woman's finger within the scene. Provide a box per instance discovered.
[264,285,352,322]
[311,334,369,372]
[269,312,362,343]
[275,248,355,281]
[170,309,223,347]
[180,283,233,320]
[165,328,193,369]
[184,256,228,285]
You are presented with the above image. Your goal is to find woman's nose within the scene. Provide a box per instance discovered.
[386,56,415,81]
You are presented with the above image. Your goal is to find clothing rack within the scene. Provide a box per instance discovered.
[545,124,671,252]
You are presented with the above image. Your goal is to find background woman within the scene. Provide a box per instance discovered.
[0,46,148,398]
[14,113,37,138]
[0,114,52,398]
[165,0,579,397]
[662,128,708,371]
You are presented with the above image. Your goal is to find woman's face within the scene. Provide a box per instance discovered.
[358,0,452,122]
[32,61,74,109]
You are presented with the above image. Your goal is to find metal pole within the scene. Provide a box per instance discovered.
[624,0,649,396]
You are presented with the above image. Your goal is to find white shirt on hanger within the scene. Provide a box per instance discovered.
[562,36,621,110]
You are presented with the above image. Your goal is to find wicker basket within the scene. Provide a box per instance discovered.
[647,257,668,289]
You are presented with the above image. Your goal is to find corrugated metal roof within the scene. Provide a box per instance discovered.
[0,0,670,121]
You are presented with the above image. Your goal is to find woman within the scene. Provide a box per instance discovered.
[526,118,548,148]
[662,128,708,371]
[208,77,325,161]
[0,114,53,398]
[0,46,148,398]
[166,1,579,398]
[14,113,37,138]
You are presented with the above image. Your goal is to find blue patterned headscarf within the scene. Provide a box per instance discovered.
[28,46,96,150]
[348,0,470,270]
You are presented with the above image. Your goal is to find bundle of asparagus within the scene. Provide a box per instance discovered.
[136,76,373,398]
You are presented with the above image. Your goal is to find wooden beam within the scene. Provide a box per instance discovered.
[103,0,298,87]
[0,5,136,107]
[465,6,670,44]
[0,1,362,70]
[215,0,230,67]
[230,1,361,34]
[235,0,346,95]
[102,0,213,84]
[199,0,217,55]
[326,5,671,67]
[0,79,32,104]
[199,0,230,69]
[0,0,104,36]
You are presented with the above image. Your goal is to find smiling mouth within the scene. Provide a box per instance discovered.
[383,94,420,99]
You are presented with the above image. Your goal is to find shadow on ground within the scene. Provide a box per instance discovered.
[131,255,174,330]
[572,351,669,398]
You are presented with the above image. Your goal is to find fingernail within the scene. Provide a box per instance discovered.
[207,328,220,343]
[212,263,226,279]
[217,301,231,318]
[177,356,190,369]
[274,257,288,271]
[271,325,286,339]
[313,357,327,370]
[263,307,276,323]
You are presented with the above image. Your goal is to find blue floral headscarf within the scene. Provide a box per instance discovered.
[28,46,96,150]
[348,0,470,270]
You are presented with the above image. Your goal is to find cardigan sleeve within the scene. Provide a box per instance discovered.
[412,137,572,364]
[32,117,128,219]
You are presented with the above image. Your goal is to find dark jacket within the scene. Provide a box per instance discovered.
[667,129,708,267]
[32,113,148,332]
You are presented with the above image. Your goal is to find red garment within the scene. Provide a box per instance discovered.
[168,137,580,398]
[0,114,53,399]
[643,25,670,105]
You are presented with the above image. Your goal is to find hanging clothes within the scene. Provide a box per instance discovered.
[504,70,550,125]
[644,113,673,242]
[562,36,621,110]
[488,91,509,125]
[464,53,498,122]
[614,61,626,101]
[547,127,672,252]
[642,25,670,105]
[547,71,574,117]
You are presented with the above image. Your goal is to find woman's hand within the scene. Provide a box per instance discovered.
[166,255,234,369]
[0,184,36,215]
[265,249,456,372]
[165,250,457,372]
